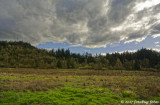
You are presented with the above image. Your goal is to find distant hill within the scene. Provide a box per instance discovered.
[0,41,36,49]
[0,41,57,68]
[0,41,160,70]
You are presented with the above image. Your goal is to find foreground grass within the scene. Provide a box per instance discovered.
[0,68,160,105]
[0,87,121,105]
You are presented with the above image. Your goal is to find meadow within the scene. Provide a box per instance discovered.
[0,68,160,105]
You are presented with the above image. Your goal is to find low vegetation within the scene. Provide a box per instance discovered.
[0,69,160,104]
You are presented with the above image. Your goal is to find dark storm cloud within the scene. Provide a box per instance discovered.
[0,0,160,47]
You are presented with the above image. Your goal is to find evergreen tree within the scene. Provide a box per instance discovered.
[0,41,160,71]
[114,58,124,70]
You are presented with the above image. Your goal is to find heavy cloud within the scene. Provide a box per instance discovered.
[0,0,160,48]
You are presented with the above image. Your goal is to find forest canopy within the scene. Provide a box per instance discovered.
[0,41,160,71]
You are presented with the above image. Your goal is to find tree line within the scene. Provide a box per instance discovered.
[0,41,160,70]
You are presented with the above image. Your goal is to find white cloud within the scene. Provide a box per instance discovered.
[109,50,137,54]
[147,48,160,52]
[134,0,160,12]
[155,42,159,44]
[155,41,160,47]
[0,0,160,48]
[152,34,160,38]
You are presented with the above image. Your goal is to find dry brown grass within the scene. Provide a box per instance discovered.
[0,68,160,99]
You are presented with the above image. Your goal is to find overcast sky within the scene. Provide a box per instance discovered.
[0,0,160,53]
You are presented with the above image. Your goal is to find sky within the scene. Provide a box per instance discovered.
[0,0,160,54]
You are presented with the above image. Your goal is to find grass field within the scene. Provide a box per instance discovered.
[0,68,160,105]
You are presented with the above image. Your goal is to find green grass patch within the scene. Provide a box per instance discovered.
[0,87,120,105]
[0,76,44,80]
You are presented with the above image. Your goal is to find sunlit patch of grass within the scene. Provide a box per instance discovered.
[0,87,120,105]
[121,90,138,99]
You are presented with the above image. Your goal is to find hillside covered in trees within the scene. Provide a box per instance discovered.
[0,41,160,70]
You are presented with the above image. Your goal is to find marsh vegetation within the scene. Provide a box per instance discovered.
[0,69,160,104]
